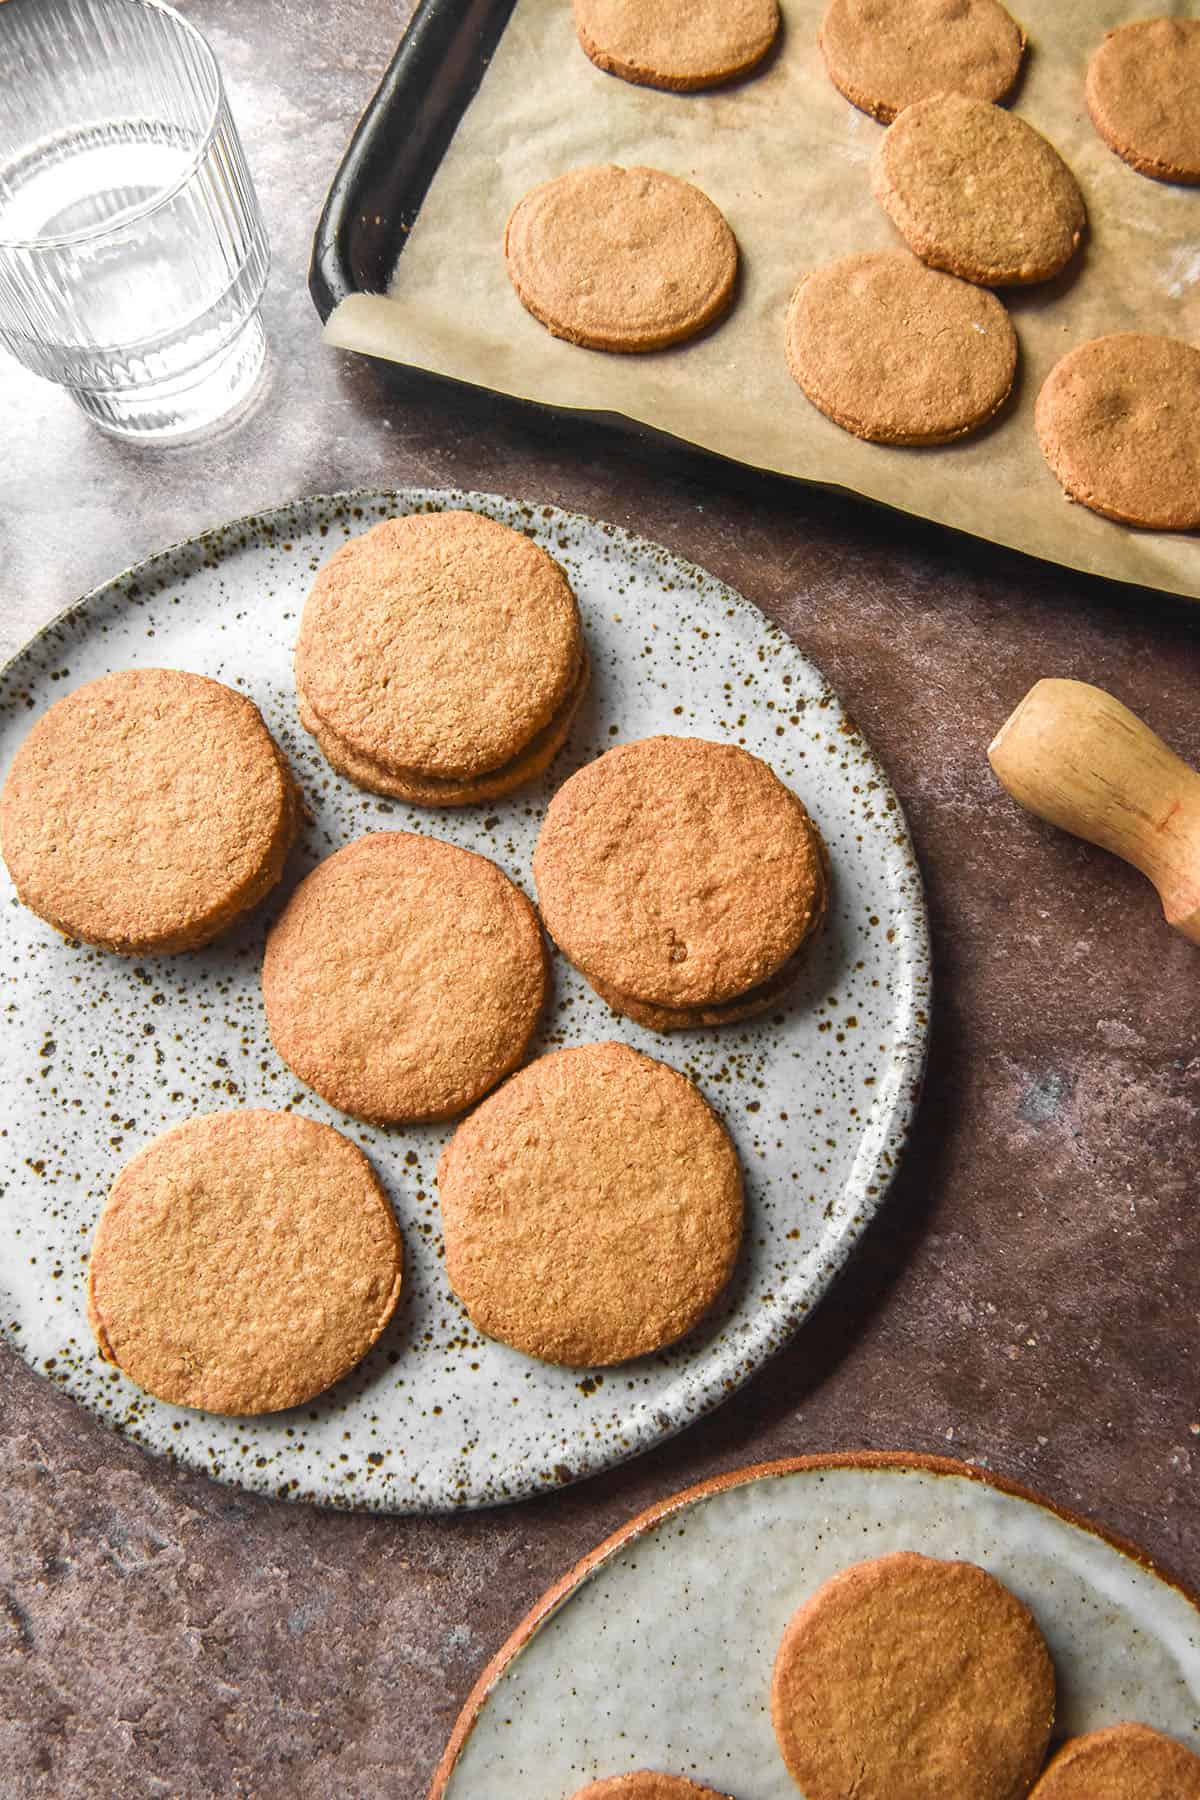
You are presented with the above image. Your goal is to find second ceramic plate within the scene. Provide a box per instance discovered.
[0,489,928,1511]
[433,1454,1200,1796]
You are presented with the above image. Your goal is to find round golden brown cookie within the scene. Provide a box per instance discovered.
[819,0,1026,124]
[1086,18,1200,185]
[786,250,1017,445]
[263,831,544,1124]
[1035,334,1200,531]
[771,1551,1056,1800]
[570,1777,734,1799]
[0,667,300,955]
[533,736,825,1011]
[298,648,590,807]
[873,95,1085,286]
[295,510,583,785]
[504,165,738,353]
[573,0,779,92]
[87,1109,403,1415]
[1030,1723,1200,1799]
[438,1041,743,1366]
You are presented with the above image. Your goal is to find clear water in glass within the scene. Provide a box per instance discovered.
[0,0,270,441]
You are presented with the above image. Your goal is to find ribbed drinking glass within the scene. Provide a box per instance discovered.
[0,0,270,440]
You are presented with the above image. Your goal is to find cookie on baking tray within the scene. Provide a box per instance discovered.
[570,1777,734,1799]
[873,95,1085,287]
[295,509,585,805]
[771,1551,1056,1800]
[87,1109,403,1415]
[819,0,1026,125]
[573,0,780,92]
[1029,1722,1200,1798]
[438,1041,743,1366]
[1035,334,1200,531]
[785,250,1017,446]
[532,736,826,1029]
[504,165,738,352]
[1086,18,1200,185]
[0,667,300,955]
[262,831,545,1124]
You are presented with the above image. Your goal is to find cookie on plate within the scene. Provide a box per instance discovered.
[1030,1722,1200,1798]
[786,250,1017,445]
[88,1109,403,1415]
[571,1778,734,1799]
[438,1041,743,1365]
[573,0,780,91]
[771,1551,1056,1800]
[295,510,585,806]
[263,831,545,1124]
[1035,334,1200,531]
[504,165,738,352]
[532,736,826,1029]
[0,667,300,954]
[873,95,1085,287]
[819,0,1026,125]
[1086,18,1200,185]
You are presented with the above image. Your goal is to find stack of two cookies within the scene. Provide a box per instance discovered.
[294,508,590,806]
[533,735,828,1031]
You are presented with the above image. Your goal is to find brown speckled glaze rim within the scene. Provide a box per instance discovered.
[428,1450,1200,1798]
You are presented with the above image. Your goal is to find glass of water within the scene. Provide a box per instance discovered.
[0,0,270,441]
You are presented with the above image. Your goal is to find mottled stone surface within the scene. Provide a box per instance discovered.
[1,3,1198,1796]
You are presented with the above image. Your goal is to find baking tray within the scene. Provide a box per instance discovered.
[307,0,940,535]
[308,0,1199,605]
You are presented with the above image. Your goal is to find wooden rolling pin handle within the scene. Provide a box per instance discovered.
[988,678,1200,945]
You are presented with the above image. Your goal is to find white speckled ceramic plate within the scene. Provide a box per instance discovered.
[0,489,928,1513]
[431,1453,1200,1798]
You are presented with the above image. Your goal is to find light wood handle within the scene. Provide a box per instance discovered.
[988,678,1200,944]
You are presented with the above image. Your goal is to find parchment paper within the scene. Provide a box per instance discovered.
[326,0,1200,599]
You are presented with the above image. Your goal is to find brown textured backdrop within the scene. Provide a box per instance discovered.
[1,4,1197,1795]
